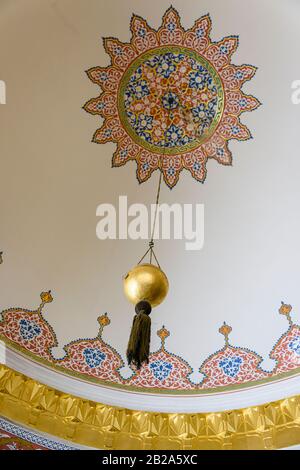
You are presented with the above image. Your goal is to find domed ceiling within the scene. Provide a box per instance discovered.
[1,0,300,440]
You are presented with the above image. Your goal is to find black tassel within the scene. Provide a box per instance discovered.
[126,300,152,369]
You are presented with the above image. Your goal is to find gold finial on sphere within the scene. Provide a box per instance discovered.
[123,263,169,308]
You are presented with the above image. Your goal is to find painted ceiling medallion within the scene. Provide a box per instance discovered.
[84,7,260,188]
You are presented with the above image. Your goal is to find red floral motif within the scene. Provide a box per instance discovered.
[220,65,257,91]
[200,323,269,388]
[218,115,251,141]
[271,325,300,374]
[161,155,183,187]
[157,8,184,45]
[103,38,137,70]
[127,327,194,390]
[200,345,268,389]
[86,66,123,92]
[0,309,56,361]
[92,117,126,144]
[202,134,232,165]
[85,92,118,118]
[224,90,260,116]
[182,148,207,182]
[112,135,140,167]
[59,338,123,383]
[130,15,158,53]
[184,15,212,53]
[136,150,160,183]
[127,350,194,390]
[204,37,239,71]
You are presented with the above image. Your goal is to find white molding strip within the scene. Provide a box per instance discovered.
[3,343,300,413]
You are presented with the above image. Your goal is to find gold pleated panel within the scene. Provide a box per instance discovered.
[1,364,300,450]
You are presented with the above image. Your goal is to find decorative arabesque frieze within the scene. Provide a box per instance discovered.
[0,293,299,393]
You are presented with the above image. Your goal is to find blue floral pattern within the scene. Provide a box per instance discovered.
[127,80,149,101]
[122,50,220,150]
[219,356,243,377]
[150,360,173,381]
[162,92,179,110]
[165,124,188,147]
[195,27,204,38]
[136,114,153,131]
[289,336,300,356]
[83,348,106,368]
[19,319,41,341]
[146,52,184,78]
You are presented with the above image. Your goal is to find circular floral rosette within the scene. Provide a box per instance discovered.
[84,7,260,188]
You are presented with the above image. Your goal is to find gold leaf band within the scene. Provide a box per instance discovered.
[0,364,300,449]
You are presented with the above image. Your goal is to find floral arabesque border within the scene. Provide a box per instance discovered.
[1,293,300,393]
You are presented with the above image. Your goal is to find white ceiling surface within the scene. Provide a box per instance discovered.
[0,0,300,395]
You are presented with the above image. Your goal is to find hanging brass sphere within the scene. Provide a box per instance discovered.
[123,263,169,307]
